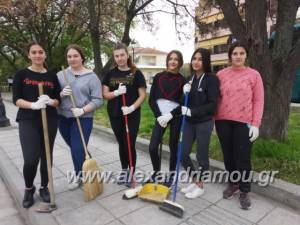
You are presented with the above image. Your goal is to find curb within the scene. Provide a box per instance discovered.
[93,124,300,211]
[0,133,58,225]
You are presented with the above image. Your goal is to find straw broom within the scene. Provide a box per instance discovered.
[62,67,103,201]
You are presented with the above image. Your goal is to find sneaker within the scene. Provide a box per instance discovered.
[117,169,128,185]
[22,186,36,208]
[223,184,239,199]
[239,192,251,210]
[181,183,197,194]
[185,186,204,199]
[68,177,82,191]
[39,187,50,203]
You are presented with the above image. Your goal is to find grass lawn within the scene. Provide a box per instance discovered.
[94,98,300,185]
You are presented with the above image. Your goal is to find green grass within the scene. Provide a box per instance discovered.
[94,97,300,184]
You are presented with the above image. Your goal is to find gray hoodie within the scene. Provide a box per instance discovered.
[57,67,103,118]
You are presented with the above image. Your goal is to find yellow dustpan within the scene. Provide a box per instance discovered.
[62,67,103,201]
[138,183,170,203]
[138,141,170,203]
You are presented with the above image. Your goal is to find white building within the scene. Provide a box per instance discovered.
[129,47,168,84]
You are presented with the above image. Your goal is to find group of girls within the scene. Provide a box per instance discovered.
[13,40,263,211]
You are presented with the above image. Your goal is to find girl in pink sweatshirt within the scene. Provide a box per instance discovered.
[215,41,264,210]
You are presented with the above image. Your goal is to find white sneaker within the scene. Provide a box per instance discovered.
[68,178,82,191]
[185,186,204,199]
[181,183,197,194]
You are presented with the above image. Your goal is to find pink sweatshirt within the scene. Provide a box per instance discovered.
[214,67,264,127]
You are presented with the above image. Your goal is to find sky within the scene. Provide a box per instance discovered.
[131,2,196,63]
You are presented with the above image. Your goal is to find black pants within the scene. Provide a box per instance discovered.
[149,116,181,173]
[19,117,58,188]
[109,112,140,170]
[181,120,214,181]
[215,120,252,193]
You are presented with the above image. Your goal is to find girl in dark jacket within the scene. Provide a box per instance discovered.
[180,48,220,198]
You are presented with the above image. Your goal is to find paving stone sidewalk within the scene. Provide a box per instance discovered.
[0,98,299,225]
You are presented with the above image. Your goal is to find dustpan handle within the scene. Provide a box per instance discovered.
[62,66,90,160]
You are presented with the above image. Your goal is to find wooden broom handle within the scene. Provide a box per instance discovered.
[61,67,90,160]
[38,83,55,205]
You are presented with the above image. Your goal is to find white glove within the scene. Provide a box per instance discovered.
[39,94,54,106]
[161,113,173,125]
[114,83,127,96]
[183,83,191,94]
[60,85,72,97]
[30,99,46,110]
[157,116,167,128]
[181,106,191,117]
[121,105,135,115]
[71,107,85,117]
[249,125,259,142]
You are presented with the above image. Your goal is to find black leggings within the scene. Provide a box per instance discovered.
[109,112,140,170]
[215,120,252,193]
[19,117,58,188]
[149,116,181,173]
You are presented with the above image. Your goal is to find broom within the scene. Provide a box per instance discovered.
[121,93,143,199]
[62,67,103,201]
[35,83,57,213]
[159,92,190,218]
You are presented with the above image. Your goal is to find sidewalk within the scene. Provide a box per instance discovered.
[0,95,300,225]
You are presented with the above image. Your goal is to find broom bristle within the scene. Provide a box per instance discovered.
[159,200,184,218]
[82,158,103,201]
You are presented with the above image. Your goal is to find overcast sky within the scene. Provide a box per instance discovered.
[131,2,196,63]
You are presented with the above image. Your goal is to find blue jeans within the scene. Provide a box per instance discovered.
[58,115,93,176]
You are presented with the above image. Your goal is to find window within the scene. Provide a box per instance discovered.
[142,56,156,66]
[213,44,228,54]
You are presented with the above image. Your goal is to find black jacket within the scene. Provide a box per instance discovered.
[185,73,220,123]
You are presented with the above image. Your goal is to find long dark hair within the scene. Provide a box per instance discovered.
[113,42,137,74]
[190,48,212,74]
[166,50,183,72]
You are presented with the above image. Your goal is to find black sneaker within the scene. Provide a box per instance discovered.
[239,192,251,210]
[117,169,128,185]
[22,186,36,208]
[39,187,50,203]
[223,184,239,199]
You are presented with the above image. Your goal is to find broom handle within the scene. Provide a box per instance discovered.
[121,94,135,184]
[172,92,189,202]
[62,67,90,160]
[38,83,55,205]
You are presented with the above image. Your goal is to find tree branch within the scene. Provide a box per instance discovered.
[216,0,246,43]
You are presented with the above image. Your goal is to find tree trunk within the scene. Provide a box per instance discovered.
[88,0,103,78]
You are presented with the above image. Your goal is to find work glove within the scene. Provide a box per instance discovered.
[60,85,72,97]
[183,83,191,94]
[249,125,259,142]
[181,106,192,117]
[30,98,46,110]
[71,107,85,117]
[161,113,173,125]
[114,83,127,96]
[157,115,167,128]
[38,94,54,106]
[121,105,135,115]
